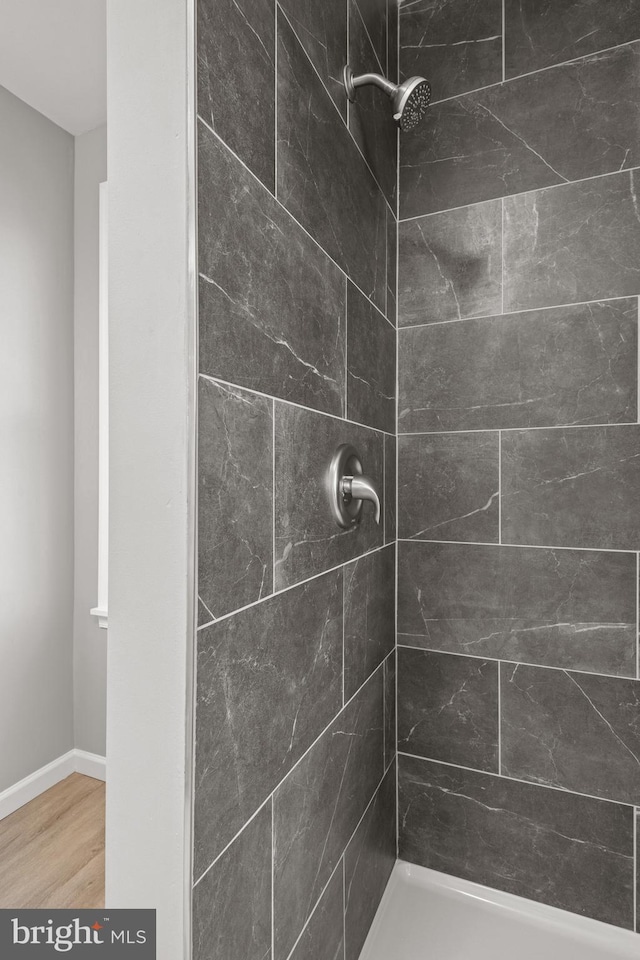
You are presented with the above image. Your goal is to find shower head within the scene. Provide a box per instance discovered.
[343,65,431,131]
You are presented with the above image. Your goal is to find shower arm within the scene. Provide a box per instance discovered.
[343,67,396,102]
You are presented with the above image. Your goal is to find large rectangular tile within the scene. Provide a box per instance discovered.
[504,171,640,312]
[347,282,396,434]
[344,546,395,701]
[397,541,637,676]
[383,433,396,544]
[277,0,347,118]
[502,425,640,550]
[398,300,638,432]
[398,432,499,543]
[386,206,397,323]
[398,755,635,929]
[637,809,640,933]
[398,648,498,770]
[400,0,502,102]
[505,0,640,78]
[274,403,384,589]
[348,0,397,205]
[197,0,275,191]
[198,124,345,416]
[344,765,396,960]
[192,802,272,960]
[354,0,388,74]
[384,653,396,770]
[398,201,502,326]
[277,9,387,310]
[502,664,640,806]
[198,379,273,622]
[194,571,343,877]
[273,668,384,960]
[289,866,344,960]
[400,44,640,216]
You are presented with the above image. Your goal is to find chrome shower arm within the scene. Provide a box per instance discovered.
[344,65,395,101]
[348,71,396,99]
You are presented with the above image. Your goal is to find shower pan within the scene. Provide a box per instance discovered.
[360,865,639,960]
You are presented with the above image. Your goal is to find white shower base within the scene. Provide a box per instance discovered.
[359,861,638,960]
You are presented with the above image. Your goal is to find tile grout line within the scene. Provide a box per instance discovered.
[342,567,346,708]
[271,798,275,960]
[198,541,389,632]
[498,430,502,544]
[634,809,637,932]
[395,641,639,683]
[398,420,640,437]
[272,398,277,602]
[345,276,349,421]
[199,372,394,438]
[342,855,347,960]
[501,0,506,82]
[426,36,640,108]
[193,658,387,888]
[501,196,505,315]
[274,0,278,198]
[397,293,639,331]
[397,165,640,224]
[497,661,502,775]
[396,536,638,555]
[197,116,392,325]
[398,750,638,810]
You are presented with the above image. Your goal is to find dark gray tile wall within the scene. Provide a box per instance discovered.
[193,802,272,960]
[399,301,638,432]
[504,0,640,79]
[195,0,397,955]
[398,647,499,770]
[273,668,385,959]
[344,764,396,960]
[197,0,275,191]
[397,541,637,676]
[398,199,502,326]
[398,755,635,929]
[397,2,640,934]
[400,0,503,103]
[398,431,499,543]
[401,43,640,216]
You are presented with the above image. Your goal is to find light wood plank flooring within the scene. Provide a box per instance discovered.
[0,773,105,908]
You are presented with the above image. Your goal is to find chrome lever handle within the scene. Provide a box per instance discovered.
[327,443,382,528]
[341,475,381,525]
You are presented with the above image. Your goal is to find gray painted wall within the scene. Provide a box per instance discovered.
[0,84,75,792]
[73,122,107,758]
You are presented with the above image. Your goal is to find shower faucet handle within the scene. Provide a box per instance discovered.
[341,475,381,525]
[327,443,382,529]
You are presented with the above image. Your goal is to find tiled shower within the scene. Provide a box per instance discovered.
[192,0,640,957]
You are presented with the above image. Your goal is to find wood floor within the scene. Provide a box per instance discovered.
[0,773,105,908]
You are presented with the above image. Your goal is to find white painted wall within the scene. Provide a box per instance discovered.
[73,123,107,758]
[0,84,75,793]
[106,0,195,955]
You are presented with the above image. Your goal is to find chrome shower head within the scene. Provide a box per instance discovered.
[392,76,432,131]
[343,65,431,131]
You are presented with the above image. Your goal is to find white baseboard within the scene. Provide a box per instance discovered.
[0,749,107,821]
[74,749,107,782]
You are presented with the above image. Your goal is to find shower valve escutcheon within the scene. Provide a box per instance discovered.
[328,444,381,528]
